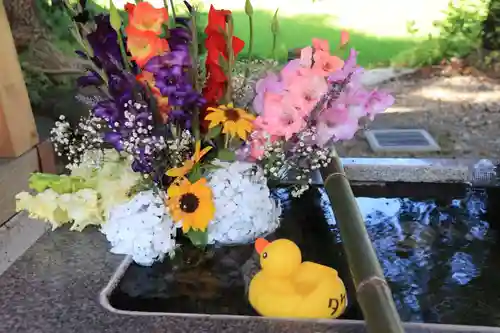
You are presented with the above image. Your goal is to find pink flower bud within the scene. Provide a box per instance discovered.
[340,30,350,46]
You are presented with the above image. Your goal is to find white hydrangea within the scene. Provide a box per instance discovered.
[206,160,281,245]
[100,190,179,266]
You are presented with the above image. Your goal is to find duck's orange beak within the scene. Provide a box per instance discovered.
[255,238,270,254]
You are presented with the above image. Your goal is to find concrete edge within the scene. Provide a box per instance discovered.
[99,255,500,331]
[0,212,49,276]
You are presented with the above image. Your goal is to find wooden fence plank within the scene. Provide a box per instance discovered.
[0,0,39,157]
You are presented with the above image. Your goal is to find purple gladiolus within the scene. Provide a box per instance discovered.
[77,71,104,87]
[86,15,122,72]
[103,132,123,151]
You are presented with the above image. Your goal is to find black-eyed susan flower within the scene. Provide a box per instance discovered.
[166,141,212,178]
[166,178,215,233]
[205,103,256,140]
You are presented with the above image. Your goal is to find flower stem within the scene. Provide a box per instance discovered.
[117,32,132,72]
[190,10,200,92]
[189,8,200,140]
[242,15,254,88]
[169,0,177,25]
[247,16,254,64]
[70,21,111,91]
[224,15,234,104]
[224,133,230,149]
[272,34,277,61]
[270,9,279,60]
[162,0,172,29]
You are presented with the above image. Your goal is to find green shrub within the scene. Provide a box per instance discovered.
[393,0,489,67]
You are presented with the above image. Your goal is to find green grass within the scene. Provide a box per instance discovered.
[197,10,421,67]
[86,0,450,67]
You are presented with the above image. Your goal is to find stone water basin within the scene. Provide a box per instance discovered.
[100,181,500,327]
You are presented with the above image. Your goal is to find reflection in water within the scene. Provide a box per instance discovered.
[319,188,500,325]
[111,186,500,326]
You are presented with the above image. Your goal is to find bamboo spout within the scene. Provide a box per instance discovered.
[320,151,404,333]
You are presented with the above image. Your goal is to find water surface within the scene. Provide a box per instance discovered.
[109,184,500,326]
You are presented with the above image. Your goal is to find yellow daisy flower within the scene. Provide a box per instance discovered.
[166,140,212,178]
[205,103,256,140]
[166,177,215,233]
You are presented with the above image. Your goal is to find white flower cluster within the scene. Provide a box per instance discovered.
[206,161,281,245]
[164,129,193,169]
[261,127,334,197]
[101,190,179,266]
[50,114,104,169]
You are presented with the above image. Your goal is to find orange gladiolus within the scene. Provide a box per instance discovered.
[124,2,168,35]
[136,71,161,95]
[136,71,170,123]
[126,26,169,68]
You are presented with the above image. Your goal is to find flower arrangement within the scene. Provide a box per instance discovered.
[16,0,394,266]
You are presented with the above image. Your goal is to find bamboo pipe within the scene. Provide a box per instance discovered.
[320,150,405,333]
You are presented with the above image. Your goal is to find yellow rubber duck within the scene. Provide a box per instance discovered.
[248,238,347,319]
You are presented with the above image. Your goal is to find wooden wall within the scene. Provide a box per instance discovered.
[0,0,39,158]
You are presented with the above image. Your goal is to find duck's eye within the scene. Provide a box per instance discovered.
[262,252,268,259]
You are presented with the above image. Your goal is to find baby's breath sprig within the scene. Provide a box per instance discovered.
[50,112,104,169]
[260,126,334,197]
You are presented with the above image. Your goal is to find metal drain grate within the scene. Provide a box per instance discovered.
[365,129,441,152]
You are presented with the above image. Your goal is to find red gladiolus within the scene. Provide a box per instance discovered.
[205,5,231,35]
[202,5,245,105]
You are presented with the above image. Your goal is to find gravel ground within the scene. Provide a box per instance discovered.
[336,73,500,160]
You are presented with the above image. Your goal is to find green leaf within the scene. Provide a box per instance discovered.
[217,149,236,162]
[186,229,208,247]
[218,54,229,72]
[109,0,122,32]
[245,0,254,17]
[205,125,222,140]
[29,173,60,192]
[187,164,202,182]
[202,163,223,172]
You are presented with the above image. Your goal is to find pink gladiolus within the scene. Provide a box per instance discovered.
[312,38,330,52]
[253,72,284,113]
[286,75,328,117]
[328,49,360,83]
[340,30,350,46]
[364,90,395,120]
[300,46,313,68]
[281,47,315,83]
[316,117,360,146]
[316,103,364,145]
[312,50,344,77]
[256,104,306,140]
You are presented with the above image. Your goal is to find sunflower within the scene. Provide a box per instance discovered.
[166,177,215,233]
[166,140,212,178]
[205,103,256,140]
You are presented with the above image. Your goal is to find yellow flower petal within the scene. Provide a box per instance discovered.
[182,220,191,233]
[166,178,214,234]
[191,178,212,199]
[237,126,248,140]
[167,185,181,198]
[196,146,212,162]
[166,162,192,177]
[205,111,224,123]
